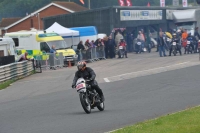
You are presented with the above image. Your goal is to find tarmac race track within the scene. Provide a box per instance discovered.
[0,51,200,133]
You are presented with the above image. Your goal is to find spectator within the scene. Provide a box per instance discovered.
[99,39,105,58]
[84,39,91,50]
[103,36,109,58]
[137,31,145,53]
[95,38,102,58]
[77,41,85,61]
[158,29,166,57]
[115,31,123,47]
[50,45,57,54]
[182,29,188,48]
[85,39,91,59]
[90,40,96,48]
[194,27,200,53]
[127,32,134,52]
[107,36,116,58]
[141,29,146,50]
[182,29,188,39]
[18,52,29,62]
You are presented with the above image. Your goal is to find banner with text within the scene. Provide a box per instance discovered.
[160,0,165,7]
[120,10,163,21]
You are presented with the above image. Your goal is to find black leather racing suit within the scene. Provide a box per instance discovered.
[72,67,104,100]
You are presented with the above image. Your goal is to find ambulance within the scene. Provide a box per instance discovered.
[4,29,78,65]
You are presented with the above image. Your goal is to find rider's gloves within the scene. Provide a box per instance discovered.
[72,85,75,89]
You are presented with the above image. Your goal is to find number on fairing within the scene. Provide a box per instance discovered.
[187,41,190,44]
[119,46,123,49]
[137,42,141,45]
[167,38,170,41]
[173,42,176,45]
[76,83,86,91]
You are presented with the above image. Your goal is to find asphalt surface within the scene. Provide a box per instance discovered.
[0,51,200,133]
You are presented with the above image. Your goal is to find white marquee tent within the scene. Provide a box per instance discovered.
[46,22,80,46]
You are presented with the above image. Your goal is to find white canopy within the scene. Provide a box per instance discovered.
[45,22,79,37]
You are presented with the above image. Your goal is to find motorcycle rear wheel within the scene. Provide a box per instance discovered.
[79,93,91,114]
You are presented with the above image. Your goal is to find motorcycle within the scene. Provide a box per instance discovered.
[118,45,125,58]
[172,41,177,56]
[165,37,172,51]
[136,41,142,54]
[75,78,105,114]
[185,40,193,54]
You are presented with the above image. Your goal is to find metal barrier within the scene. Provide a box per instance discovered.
[96,45,106,59]
[91,47,99,61]
[48,53,64,69]
[79,48,94,62]
[0,61,33,83]
[33,53,64,70]
[78,46,106,62]
[34,54,50,70]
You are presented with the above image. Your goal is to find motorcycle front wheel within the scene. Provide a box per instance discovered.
[173,46,176,56]
[97,101,105,111]
[79,93,91,114]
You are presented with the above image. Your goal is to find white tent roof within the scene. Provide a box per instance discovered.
[46,22,79,37]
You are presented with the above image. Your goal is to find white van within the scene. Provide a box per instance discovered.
[0,38,17,57]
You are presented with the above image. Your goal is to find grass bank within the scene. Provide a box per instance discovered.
[0,71,35,90]
[113,106,200,133]
[0,79,16,90]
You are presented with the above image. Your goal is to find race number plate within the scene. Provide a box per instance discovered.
[167,38,170,41]
[137,42,141,45]
[76,83,86,91]
[119,46,124,49]
[187,41,190,44]
[173,42,176,45]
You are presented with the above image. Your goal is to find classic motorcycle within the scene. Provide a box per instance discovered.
[165,37,172,51]
[118,45,125,58]
[75,78,104,114]
[172,41,177,56]
[185,40,193,54]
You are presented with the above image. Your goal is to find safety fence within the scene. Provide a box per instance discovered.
[78,46,106,62]
[0,61,33,83]
[33,53,64,70]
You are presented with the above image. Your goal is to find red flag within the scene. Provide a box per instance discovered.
[147,2,150,7]
[80,0,84,4]
[125,0,132,6]
[118,0,125,6]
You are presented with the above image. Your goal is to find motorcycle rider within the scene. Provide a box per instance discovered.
[169,33,182,56]
[118,39,128,58]
[185,32,195,54]
[72,61,105,102]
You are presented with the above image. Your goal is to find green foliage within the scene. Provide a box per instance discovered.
[0,0,196,20]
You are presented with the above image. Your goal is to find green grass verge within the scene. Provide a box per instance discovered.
[113,106,200,133]
[0,70,35,90]
[0,79,16,90]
